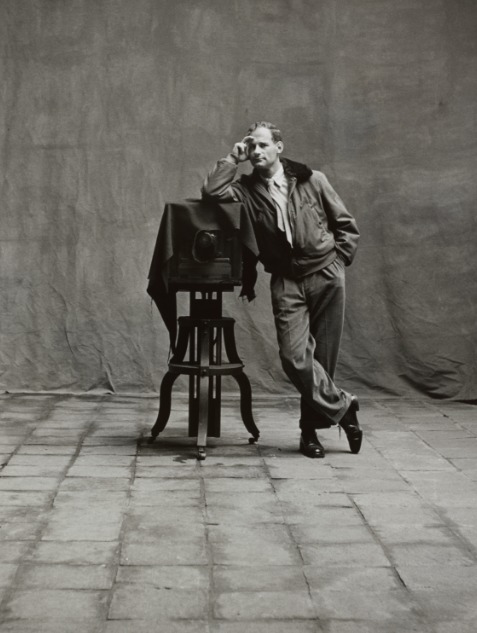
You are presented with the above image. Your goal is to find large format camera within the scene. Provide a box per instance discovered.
[168,227,242,288]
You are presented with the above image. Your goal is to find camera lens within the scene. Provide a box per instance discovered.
[193,231,217,262]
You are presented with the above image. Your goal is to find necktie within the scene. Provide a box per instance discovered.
[267,178,293,245]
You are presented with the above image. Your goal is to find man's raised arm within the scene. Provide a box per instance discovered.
[201,137,252,200]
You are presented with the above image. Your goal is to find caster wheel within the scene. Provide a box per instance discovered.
[248,437,257,444]
[147,436,157,445]
[197,448,206,460]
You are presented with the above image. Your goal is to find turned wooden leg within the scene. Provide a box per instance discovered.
[233,372,260,442]
[149,371,178,441]
[196,322,210,459]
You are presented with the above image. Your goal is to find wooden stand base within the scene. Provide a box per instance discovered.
[149,291,259,459]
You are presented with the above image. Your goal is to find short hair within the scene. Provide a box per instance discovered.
[247,121,283,144]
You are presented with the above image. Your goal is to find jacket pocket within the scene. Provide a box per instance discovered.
[294,201,330,253]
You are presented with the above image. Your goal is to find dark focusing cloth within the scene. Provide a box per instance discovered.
[147,199,259,350]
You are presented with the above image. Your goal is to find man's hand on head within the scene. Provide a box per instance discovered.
[227,136,254,164]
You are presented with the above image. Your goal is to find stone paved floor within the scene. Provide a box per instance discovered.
[0,393,476,632]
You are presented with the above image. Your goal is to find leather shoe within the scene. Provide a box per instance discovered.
[339,396,363,454]
[300,430,325,458]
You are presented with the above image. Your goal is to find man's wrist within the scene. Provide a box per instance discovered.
[225,153,239,165]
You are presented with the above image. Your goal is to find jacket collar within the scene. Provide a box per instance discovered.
[281,158,313,183]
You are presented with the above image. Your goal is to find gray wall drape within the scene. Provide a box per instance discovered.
[1,0,476,400]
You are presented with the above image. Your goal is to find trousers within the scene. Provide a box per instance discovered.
[270,258,352,429]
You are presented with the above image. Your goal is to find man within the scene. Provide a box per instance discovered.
[202,121,361,458]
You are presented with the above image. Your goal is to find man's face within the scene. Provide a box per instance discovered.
[246,127,283,172]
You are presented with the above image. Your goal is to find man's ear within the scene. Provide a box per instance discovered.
[276,141,284,154]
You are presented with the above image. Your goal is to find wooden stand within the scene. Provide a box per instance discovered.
[149,290,259,459]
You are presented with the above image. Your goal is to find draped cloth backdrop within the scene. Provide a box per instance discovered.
[1,0,476,400]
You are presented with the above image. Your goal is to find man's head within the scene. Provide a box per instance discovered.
[247,121,283,144]
[245,121,284,175]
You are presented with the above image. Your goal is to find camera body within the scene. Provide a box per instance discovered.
[167,226,242,290]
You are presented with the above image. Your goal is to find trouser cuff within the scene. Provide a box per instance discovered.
[329,394,353,426]
[299,420,333,431]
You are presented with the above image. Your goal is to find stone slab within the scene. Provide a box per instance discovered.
[41,515,123,542]
[129,489,201,507]
[0,521,43,541]
[126,505,204,525]
[325,618,435,633]
[104,622,209,633]
[390,543,475,567]
[209,530,301,566]
[3,589,109,620]
[289,524,375,545]
[0,466,68,478]
[396,564,477,591]
[7,455,72,467]
[299,542,390,567]
[0,542,32,563]
[79,445,138,455]
[412,588,477,621]
[116,565,208,589]
[0,491,52,507]
[0,621,103,633]
[373,524,459,545]
[0,477,60,491]
[16,563,116,589]
[52,490,128,508]
[303,565,401,593]
[27,541,119,565]
[108,583,208,620]
[213,590,316,620]
[66,466,132,478]
[120,541,208,566]
[59,477,130,491]
[132,478,200,492]
[310,586,415,620]
[0,564,18,587]
[122,518,205,544]
[72,455,135,466]
[211,623,319,633]
[213,565,309,593]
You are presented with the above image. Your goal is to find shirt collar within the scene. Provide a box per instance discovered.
[260,163,285,188]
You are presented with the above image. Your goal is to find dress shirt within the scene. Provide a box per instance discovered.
[263,164,293,246]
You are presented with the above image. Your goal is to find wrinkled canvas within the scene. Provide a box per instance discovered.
[1,1,476,400]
